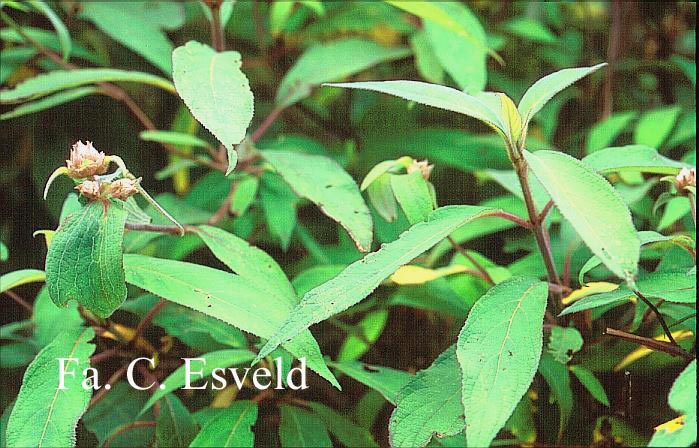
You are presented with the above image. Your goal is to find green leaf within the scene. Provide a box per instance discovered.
[331,360,413,405]
[261,150,373,252]
[456,276,548,448]
[517,64,606,137]
[255,205,494,362]
[156,394,198,448]
[279,405,332,447]
[172,41,254,174]
[672,55,696,87]
[123,254,340,390]
[306,402,379,448]
[28,1,71,61]
[1,86,98,120]
[0,68,175,103]
[503,17,558,44]
[32,287,83,347]
[276,38,410,108]
[139,130,212,149]
[586,111,638,153]
[337,310,388,362]
[410,31,445,84]
[633,106,682,149]
[390,171,433,224]
[141,349,255,414]
[547,326,584,364]
[423,2,487,92]
[5,327,95,448]
[0,27,102,64]
[583,145,687,175]
[538,352,573,437]
[190,401,257,447]
[0,268,45,293]
[230,176,259,216]
[569,365,609,406]
[46,201,128,318]
[325,80,507,135]
[259,172,298,250]
[524,150,639,283]
[649,360,696,447]
[389,345,464,447]
[80,2,174,74]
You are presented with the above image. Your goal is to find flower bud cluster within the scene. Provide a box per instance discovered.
[66,141,139,201]
[674,167,696,193]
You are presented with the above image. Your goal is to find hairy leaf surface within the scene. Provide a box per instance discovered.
[190,401,257,447]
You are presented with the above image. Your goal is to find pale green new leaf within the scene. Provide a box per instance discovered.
[123,254,340,389]
[190,401,257,448]
[279,405,332,448]
[633,106,681,149]
[547,326,584,364]
[33,287,83,347]
[255,205,494,362]
[390,171,433,225]
[517,64,606,135]
[156,394,197,448]
[261,150,373,252]
[1,269,45,293]
[276,38,410,108]
[139,130,212,149]
[46,201,128,318]
[80,2,173,74]
[1,87,99,120]
[29,0,71,61]
[325,80,506,135]
[524,150,639,283]
[172,41,254,174]
[389,345,464,447]
[0,69,175,103]
[5,327,95,448]
[141,349,255,414]
[457,276,548,448]
[649,360,696,447]
[569,365,609,406]
[586,111,638,153]
[582,145,687,175]
[331,360,413,405]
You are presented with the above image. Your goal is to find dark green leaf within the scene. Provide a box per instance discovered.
[279,405,332,447]
[190,401,257,448]
[156,394,198,448]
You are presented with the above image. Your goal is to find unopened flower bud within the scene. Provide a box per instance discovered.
[674,167,696,192]
[407,159,434,181]
[66,141,109,178]
[75,179,105,200]
[109,178,140,200]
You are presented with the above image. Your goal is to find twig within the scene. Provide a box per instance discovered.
[602,0,623,118]
[633,290,677,345]
[207,1,225,52]
[447,236,494,285]
[538,199,555,223]
[208,180,239,224]
[488,210,533,229]
[103,421,156,448]
[89,364,128,407]
[3,290,32,313]
[90,347,132,364]
[124,223,196,234]
[604,327,694,361]
[252,106,285,142]
[132,299,168,345]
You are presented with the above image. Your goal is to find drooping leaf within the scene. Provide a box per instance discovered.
[279,405,332,447]
[0,268,45,293]
[5,327,95,448]
[80,2,173,74]
[410,31,445,84]
[547,326,584,364]
[337,310,388,362]
[503,17,558,44]
[389,345,464,447]
[325,80,507,135]
[123,254,340,390]
[0,68,175,103]
[390,171,433,225]
[140,349,255,414]
[1,87,99,120]
[582,145,687,175]
[261,150,373,252]
[190,401,257,448]
[456,276,548,448]
[517,64,606,135]
[259,172,298,250]
[331,360,413,405]
[255,205,494,361]
[306,402,379,448]
[46,201,128,318]
[524,150,639,283]
[648,360,696,447]
[139,130,212,149]
[569,365,610,406]
[28,0,71,61]
[156,394,198,448]
[32,287,83,347]
[538,352,574,437]
[276,38,410,108]
[633,106,682,149]
[423,2,487,93]
[172,41,254,174]
[586,111,638,153]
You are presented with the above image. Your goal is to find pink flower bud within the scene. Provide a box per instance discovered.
[109,178,139,200]
[75,179,105,200]
[675,167,696,192]
[407,159,434,181]
[66,141,109,178]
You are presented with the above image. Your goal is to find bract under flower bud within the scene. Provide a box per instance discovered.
[407,159,434,181]
[674,167,696,192]
[66,140,109,178]
[75,179,105,200]
[109,178,139,200]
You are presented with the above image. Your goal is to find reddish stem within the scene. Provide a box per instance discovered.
[251,106,284,142]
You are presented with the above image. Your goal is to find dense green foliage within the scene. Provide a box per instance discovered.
[0,1,696,447]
